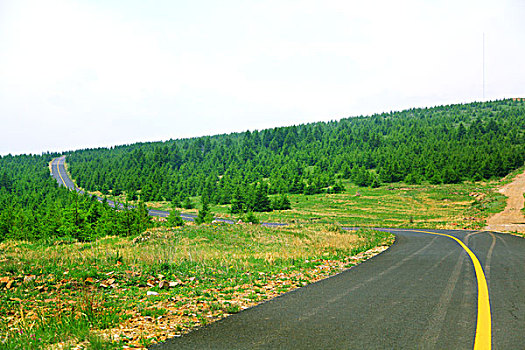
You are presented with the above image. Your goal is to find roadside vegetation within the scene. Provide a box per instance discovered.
[98,174,509,231]
[0,156,153,243]
[2,99,523,244]
[0,224,393,349]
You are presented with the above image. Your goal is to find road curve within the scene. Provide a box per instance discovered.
[151,229,524,349]
[50,156,81,192]
[49,157,525,348]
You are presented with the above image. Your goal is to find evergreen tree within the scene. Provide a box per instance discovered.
[171,196,182,209]
[182,196,193,209]
[195,199,213,225]
[332,180,345,193]
[370,175,381,188]
[230,187,245,214]
[166,209,184,227]
[0,172,12,192]
[272,194,292,210]
[253,184,272,212]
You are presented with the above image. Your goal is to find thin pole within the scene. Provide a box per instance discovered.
[483,33,485,100]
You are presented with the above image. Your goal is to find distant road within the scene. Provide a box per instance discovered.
[50,156,81,193]
[50,156,199,221]
[49,156,287,226]
[153,229,525,350]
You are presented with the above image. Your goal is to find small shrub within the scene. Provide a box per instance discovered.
[166,210,184,227]
[139,307,166,318]
[242,212,259,224]
[224,304,240,314]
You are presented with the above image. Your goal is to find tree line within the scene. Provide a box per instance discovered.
[67,99,524,205]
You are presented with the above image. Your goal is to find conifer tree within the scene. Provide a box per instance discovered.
[167,209,184,227]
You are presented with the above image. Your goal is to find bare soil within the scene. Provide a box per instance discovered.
[485,169,525,233]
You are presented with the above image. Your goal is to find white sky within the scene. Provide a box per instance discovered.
[1,0,524,155]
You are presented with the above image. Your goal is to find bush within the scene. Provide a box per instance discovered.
[271,194,291,210]
[242,212,260,224]
[166,209,184,227]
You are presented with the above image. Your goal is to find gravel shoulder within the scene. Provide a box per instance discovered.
[485,169,525,233]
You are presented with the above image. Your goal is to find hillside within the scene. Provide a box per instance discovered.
[1,99,525,243]
[67,99,525,208]
[0,154,152,242]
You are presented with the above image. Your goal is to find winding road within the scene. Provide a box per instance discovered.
[51,156,200,222]
[50,156,525,349]
[50,156,286,226]
[152,229,524,350]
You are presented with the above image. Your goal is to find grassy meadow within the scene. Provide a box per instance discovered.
[0,224,392,349]
[143,178,508,230]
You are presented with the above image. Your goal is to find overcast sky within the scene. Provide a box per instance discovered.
[1,0,524,155]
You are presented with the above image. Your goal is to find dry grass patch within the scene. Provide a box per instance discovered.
[1,224,393,349]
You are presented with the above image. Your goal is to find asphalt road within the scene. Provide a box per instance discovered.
[50,156,81,193]
[152,229,524,349]
[50,156,198,221]
[50,156,287,226]
[50,157,525,349]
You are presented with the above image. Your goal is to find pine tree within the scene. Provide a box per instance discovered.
[182,196,193,209]
[370,175,381,188]
[167,209,184,227]
[230,187,245,214]
[272,194,291,210]
[195,199,213,225]
[253,184,272,212]
[332,180,345,193]
[0,172,12,192]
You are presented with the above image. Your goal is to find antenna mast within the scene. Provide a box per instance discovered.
[483,33,485,100]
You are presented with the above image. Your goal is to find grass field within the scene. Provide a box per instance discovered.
[0,224,393,349]
[148,179,508,230]
[91,171,514,231]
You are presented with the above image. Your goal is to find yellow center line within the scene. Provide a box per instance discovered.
[413,229,491,350]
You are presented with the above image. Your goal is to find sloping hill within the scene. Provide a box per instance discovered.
[66,100,525,206]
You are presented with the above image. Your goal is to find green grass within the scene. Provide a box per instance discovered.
[139,307,167,318]
[0,224,392,348]
[109,175,514,232]
[0,288,125,349]
[201,179,508,230]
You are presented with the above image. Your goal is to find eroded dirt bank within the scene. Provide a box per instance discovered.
[485,169,525,233]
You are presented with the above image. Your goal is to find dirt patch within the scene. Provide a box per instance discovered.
[485,169,525,233]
